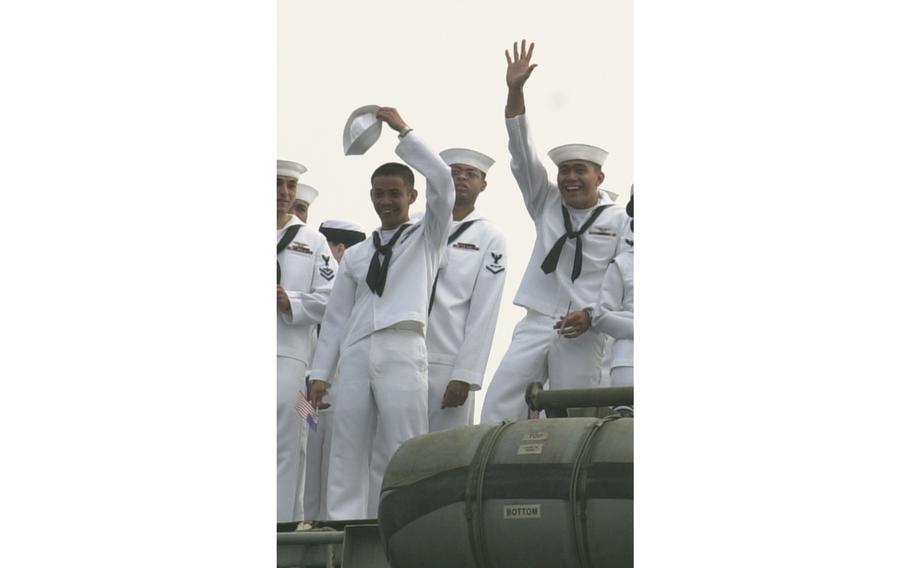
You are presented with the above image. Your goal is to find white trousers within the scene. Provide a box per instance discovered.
[480,310,606,423]
[325,326,428,520]
[277,356,309,523]
[427,362,475,432]
[365,361,476,514]
[610,366,634,387]
[598,336,615,386]
[303,403,333,521]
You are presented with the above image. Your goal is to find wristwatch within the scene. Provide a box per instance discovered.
[398,126,413,139]
[583,307,594,329]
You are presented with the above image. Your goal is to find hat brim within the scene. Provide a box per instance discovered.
[343,105,382,156]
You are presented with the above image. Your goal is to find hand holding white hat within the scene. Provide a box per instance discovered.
[376,107,409,134]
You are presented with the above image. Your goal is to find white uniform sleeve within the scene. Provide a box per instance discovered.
[591,260,634,340]
[308,257,355,383]
[506,114,557,218]
[395,132,455,253]
[282,236,338,327]
[449,229,507,390]
[615,218,634,258]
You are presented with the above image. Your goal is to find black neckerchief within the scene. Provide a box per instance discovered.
[540,204,610,282]
[366,223,411,296]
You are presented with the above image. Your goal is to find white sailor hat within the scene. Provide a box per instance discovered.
[319,219,365,234]
[294,184,318,205]
[547,144,609,167]
[343,105,383,156]
[319,219,367,246]
[439,148,495,174]
[277,159,307,179]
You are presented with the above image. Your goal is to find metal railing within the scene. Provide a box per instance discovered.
[525,382,633,417]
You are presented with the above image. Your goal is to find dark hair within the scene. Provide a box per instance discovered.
[320,227,367,248]
[626,191,633,232]
[371,162,415,188]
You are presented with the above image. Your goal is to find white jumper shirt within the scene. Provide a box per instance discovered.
[309,132,455,383]
[592,248,634,369]
[426,213,507,390]
[506,114,630,316]
[277,216,337,364]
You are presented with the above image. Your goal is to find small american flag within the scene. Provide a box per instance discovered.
[296,390,318,431]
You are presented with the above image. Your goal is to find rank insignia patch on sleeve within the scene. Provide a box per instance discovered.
[318,254,335,280]
[485,252,505,274]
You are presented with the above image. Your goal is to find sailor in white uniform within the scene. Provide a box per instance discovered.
[596,188,621,386]
[594,250,633,386]
[559,191,634,389]
[276,159,338,523]
[593,192,633,387]
[303,219,366,521]
[307,107,454,520]
[318,219,367,263]
[480,40,630,423]
[365,148,509,512]
[290,183,319,223]
[428,148,507,430]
